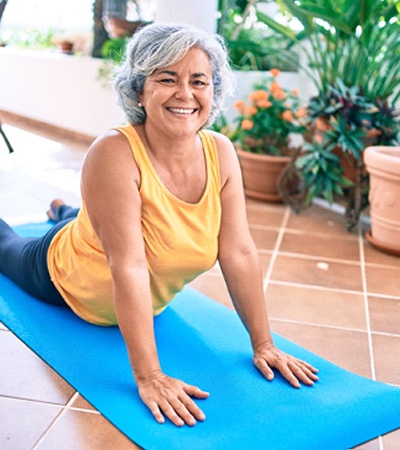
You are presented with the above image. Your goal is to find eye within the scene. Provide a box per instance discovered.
[192,80,209,88]
[158,78,176,85]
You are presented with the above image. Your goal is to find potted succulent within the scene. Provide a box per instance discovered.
[260,0,400,229]
[232,69,307,202]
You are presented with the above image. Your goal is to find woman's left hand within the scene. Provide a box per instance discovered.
[253,341,319,388]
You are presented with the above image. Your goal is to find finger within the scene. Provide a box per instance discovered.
[274,361,301,388]
[253,356,274,381]
[159,400,186,427]
[182,382,210,399]
[169,398,199,426]
[146,401,166,424]
[180,394,207,422]
[291,361,319,384]
[295,358,319,374]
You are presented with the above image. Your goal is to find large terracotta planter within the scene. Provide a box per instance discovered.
[237,148,290,202]
[364,146,400,256]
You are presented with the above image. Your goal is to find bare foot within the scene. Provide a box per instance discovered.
[47,199,65,222]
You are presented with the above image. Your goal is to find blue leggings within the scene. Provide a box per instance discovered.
[0,205,79,306]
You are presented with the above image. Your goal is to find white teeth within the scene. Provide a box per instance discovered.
[168,108,195,114]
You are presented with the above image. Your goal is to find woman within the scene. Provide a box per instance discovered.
[0,23,318,427]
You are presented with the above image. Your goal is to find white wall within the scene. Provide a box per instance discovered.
[0,48,317,138]
[155,0,218,33]
[0,48,126,138]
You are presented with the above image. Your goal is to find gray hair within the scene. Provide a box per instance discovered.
[113,23,236,128]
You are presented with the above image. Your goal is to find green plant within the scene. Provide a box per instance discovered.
[233,69,307,155]
[97,38,128,85]
[3,26,60,50]
[100,37,127,64]
[217,0,299,71]
[260,0,400,228]
[260,0,400,102]
[296,80,399,226]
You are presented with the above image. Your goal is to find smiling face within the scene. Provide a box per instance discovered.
[139,47,214,138]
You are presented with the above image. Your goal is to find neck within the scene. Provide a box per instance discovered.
[140,122,201,167]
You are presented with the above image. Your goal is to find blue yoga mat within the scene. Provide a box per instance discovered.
[1,222,400,450]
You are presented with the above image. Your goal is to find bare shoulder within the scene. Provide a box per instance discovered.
[83,129,140,180]
[206,129,240,188]
[85,129,132,162]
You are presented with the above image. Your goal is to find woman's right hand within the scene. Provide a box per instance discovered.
[137,371,209,426]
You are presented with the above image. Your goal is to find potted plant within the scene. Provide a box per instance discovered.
[260,0,400,229]
[296,80,399,228]
[232,69,307,202]
[364,146,400,256]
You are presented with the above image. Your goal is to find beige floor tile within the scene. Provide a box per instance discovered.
[286,204,353,237]
[266,283,367,330]
[280,230,360,261]
[382,428,400,450]
[371,334,400,385]
[270,320,373,378]
[246,202,286,227]
[368,296,400,335]
[0,331,75,404]
[363,239,400,268]
[0,396,62,450]
[249,226,280,250]
[271,254,363,292]
[351,438,380,450]
[37,408,142,450]
[189,273,233,309]
[365,265,400,297]
[71,394,97,412]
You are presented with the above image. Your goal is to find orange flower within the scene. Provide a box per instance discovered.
[234,100,247,114]
[272,89,286,101]
[269,81,281,93]
[246,105,258,116]
[295,106,307,118]
[270,68,281,78]
[282,110,294,122]
[257,99,272,108]
[292,88,299,97]
[241,119,254,130]
[249,90,269,103]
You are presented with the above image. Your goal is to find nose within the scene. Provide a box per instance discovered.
[174,81,194,100]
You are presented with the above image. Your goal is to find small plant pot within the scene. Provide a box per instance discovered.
[364,146,400,256]
[237,147,290,202]
[59,41,74,54]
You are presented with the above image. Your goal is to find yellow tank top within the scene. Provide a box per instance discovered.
[47,125,221,326]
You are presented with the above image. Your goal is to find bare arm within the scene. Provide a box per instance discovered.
[213,132,318,387]
[81,131,208,425]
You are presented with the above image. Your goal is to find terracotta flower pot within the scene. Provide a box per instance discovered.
[236,147,291,202]
[364,146,400,256]
[59,41,74,54]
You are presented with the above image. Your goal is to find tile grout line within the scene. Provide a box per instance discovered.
[269,317,400,338]
[358,231,377,381]
[31,392,81,450]
[0,393,99,414]
[358,232,385,450]
[263,206,291,294]
[268,279,400,301]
